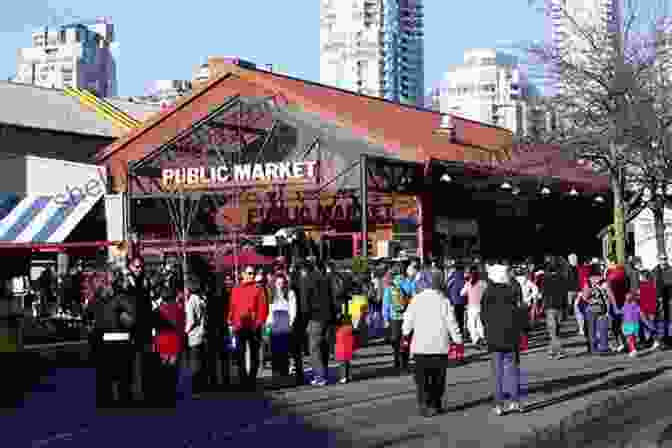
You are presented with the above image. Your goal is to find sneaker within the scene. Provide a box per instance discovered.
[310,377,328,387]
[615,344,626,353]
[506,401,523,413]
[629,350,638,358]
[652,341,661,351]
[338,377,349,384]
[493,405,505,416]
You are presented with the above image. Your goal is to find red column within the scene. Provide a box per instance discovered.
[416,191,433,260]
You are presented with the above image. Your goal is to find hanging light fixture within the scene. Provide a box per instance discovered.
[569,187,579,196]
[594,195,605,203]
[500,181,513,190]
[541,186,551,195]
[440,173,452,182]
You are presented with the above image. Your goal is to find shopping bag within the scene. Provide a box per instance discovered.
[400,333,412,352]
[448,343,465,361]
[519,334,529,352]
[224,326,238,353]
[335,324,355,362]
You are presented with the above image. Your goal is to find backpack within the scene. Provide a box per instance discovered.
[588,287,608,316]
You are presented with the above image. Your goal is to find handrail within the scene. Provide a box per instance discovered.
[64,87,120,125]
[64,87,140,130]
[76,88,141,128]
[75,88,140,129]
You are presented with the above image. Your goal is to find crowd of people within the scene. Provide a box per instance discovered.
[89,252,672,418]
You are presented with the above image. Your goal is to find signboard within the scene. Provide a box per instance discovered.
[161,161,318,187]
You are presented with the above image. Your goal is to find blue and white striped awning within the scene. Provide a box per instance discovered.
[0,191,103,243]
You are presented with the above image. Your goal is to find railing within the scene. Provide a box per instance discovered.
[64,86,142,130]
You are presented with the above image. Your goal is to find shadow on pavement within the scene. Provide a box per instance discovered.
[523,366,671,413]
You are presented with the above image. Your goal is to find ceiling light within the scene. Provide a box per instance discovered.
[595,195,605,203]
[440,173,452,182]
[569,188,578,196]
[512,187,521,196]
[500,181,513,190]
[541,186,551,195]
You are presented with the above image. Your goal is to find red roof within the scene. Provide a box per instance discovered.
[95,63,608,193]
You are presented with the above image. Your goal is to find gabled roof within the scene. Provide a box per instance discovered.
[0,81,120,138]
[96,64,514,166]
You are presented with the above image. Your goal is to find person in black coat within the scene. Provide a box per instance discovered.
[297,260,336,386]
[93,272,137,408]
[206,272,228,389]
[542,260,568,359]
[481,264,524,416]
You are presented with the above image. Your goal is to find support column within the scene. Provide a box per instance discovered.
[416,190,433,261]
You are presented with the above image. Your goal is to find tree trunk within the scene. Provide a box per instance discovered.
[652,201,667,260]
[611,176,627,265]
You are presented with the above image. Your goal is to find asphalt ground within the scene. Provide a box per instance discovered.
[4,320,672,448]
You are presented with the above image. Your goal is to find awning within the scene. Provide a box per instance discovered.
[0,191,103,243]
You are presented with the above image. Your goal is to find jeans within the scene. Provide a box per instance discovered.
[490,350,520,405]
[567,292,578,321]
[574,300,586,334]
[96,341,134,407]
[389,320,409,369]
[453,304,466,338]
[584,309,599,352]
[414,354,447,410]
[235,328,261,388]
[291,320,308,381]
[187,343,206,393]
[545,308,563,354]
[308,320,330,380]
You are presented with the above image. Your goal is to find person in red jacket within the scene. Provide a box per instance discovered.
[228,265,269,391]
[154,287,185,406]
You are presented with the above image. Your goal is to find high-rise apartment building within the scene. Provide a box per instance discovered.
[13,17,117,97]
[319,0,424,106]
[439,49,532,135]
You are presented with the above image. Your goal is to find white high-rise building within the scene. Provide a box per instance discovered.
[438,49,532,135]
[13,17,117,97]
[320,0,424,106]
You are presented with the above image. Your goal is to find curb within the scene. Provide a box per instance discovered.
[511,366,672,448]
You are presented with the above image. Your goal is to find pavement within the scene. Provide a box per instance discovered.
[4,320,672,448]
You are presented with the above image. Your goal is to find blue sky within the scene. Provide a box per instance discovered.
[0,1,547,97]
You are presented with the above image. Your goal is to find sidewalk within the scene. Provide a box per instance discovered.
[8,321,672,447]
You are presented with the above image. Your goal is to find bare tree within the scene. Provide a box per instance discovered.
[623,15,672,260]
[522,0,665,264]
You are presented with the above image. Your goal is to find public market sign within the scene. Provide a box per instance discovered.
[161,161,318,186]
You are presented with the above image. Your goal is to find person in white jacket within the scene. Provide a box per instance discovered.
[402,269,463,418]
[265,275,297,376]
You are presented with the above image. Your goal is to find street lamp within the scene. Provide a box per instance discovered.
[540,186,551,195]
[595,195,606,203]
[500,181,513,190]
[440,174,452,183]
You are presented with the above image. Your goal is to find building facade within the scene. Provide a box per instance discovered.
[438,49,531,135]
[13,17,117,98]
[319,0,424,106]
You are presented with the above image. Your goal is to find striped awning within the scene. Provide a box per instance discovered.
[0,191,103,243]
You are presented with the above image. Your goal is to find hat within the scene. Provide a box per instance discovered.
[487,264,509,284]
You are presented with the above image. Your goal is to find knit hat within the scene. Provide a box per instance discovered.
[487,264,510,284]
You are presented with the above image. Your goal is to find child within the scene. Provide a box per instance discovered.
[335,314,355,384]
[614,292,642,358]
